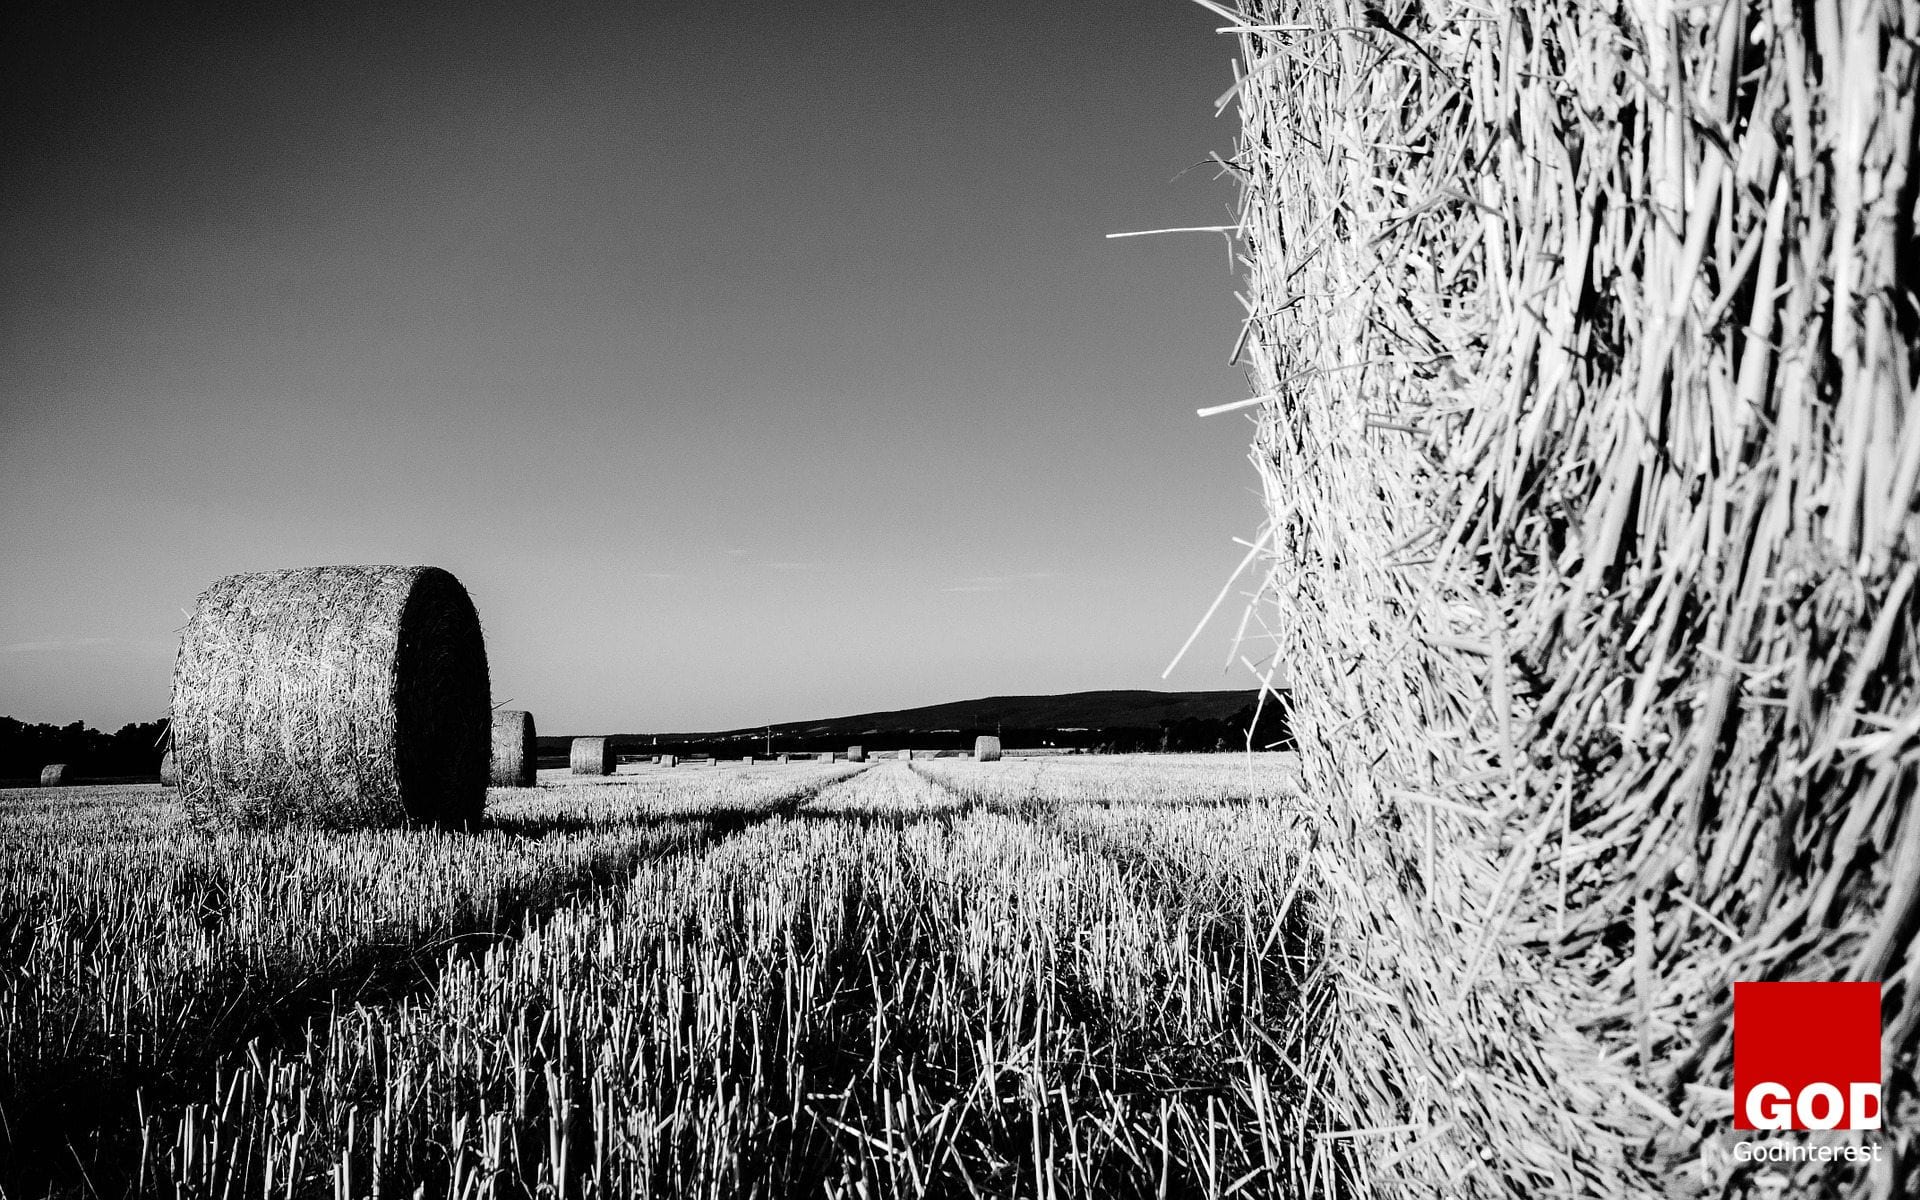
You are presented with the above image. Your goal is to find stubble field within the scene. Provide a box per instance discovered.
[0,754,1326,1199]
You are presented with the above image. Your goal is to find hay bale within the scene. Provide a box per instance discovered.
[973,735,1001,762]
[570,737,614,775]
[847,745,865,762]
[170,565,489,828]
[900,749,913,761]
[661,754,678,768]
[777,753,790,763]
[39,763,70,787]
[158,751,178,787]
[1216,1,1920,1191]
[490,710,536,787]
[817,752,834,763]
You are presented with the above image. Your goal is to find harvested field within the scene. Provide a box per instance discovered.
[0,755,1319,1197]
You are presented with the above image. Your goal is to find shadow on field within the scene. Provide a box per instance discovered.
[722,820,1327,1198]
[0,771,863,1200]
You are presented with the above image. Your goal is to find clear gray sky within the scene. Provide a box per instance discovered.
[2,0,1266,734]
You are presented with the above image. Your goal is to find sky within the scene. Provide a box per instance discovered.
[1,0,1269,735]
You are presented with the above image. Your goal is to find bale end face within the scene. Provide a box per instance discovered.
[974,736,1002,762]
[39,763,70,787]
[491,711,537,787]
[570,737,614,775]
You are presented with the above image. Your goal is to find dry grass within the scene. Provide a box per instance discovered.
[1215,0,1918,1193]
[170,565,490,829]
[2,756,1320,1197]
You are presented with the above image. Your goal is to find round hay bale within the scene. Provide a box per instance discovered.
[171,565,490,829]
[570,736,614,775]
[39,763,71,787]
[661,754,678,768]
[848,745,865,762]
[777,753,791,763]
[900,749,914,761]
[158,751,179,787]
[818,751,835,763]
[974,735,1003,762]
[491,710,536,787]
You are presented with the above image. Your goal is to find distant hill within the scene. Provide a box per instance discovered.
[704,690,1269,740]
[539,689,1290,760]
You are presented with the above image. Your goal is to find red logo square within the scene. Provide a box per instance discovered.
[1733,981,1882,1130]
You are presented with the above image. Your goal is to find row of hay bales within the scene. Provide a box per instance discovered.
[553,739,1005,775]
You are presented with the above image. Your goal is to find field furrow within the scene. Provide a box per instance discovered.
[0,765,863,1197]
[86,757,1326,1199]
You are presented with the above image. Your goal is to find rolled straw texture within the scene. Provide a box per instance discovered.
[569,737,614,775]
[848,745,865,762]
[1221,1,1918,1194]
[171,565,489,829]
[158,751,178,788]
[973,735,1002,762]
[39,764,69,787]
[490,710,536,787]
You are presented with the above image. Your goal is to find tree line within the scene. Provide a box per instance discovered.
[0,716,168,781]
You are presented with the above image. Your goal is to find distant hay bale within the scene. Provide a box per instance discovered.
[158,751,178,787]
[818,752,834,763]
[490,710,536,787]
[661,754,678,768]
[847,745,865,762]
[973,736,1002,762]
[900,749,913,761]
[570,737,614,775]
[39,763,70,787]
[777,753,790,763]
[170,565,489,829]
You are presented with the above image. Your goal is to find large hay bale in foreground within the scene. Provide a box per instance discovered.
[1219,1,1920,1194]
[171,565,489,829]
[490,710,536,787]
[973,736,1001,762]
[158,751,178,787]
[39,763,70,787]
[569,737,613,775]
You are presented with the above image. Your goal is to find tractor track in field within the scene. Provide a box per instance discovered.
[1,766,871,1200]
